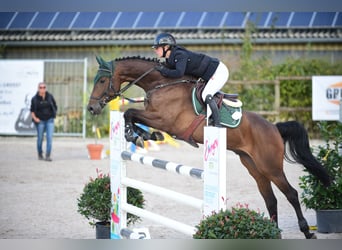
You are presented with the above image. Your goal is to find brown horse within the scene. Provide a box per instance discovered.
[87,56,331,239]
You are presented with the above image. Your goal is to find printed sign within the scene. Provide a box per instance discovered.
[0,60,44,134]
[312,76,342,121]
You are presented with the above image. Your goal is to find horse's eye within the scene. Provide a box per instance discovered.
[100,79,106,84]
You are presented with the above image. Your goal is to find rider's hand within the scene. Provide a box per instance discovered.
[155,65,164,72]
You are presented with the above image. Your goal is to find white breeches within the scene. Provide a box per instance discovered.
[201,62,229,117]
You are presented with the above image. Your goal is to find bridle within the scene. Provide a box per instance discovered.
[90,60,155,107]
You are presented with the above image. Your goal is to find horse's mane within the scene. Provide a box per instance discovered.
[115,56,161,64]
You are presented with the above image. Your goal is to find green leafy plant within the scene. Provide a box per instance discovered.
[77,168,145,226]
[299,121,342,210]
[193,203,281,239]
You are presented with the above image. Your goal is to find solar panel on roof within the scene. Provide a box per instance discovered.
[267,12,291,27]
[334,12,342,26]
[312,12,335,26]
[201,12,225,27]
[224,12,246,27]
[179,12,202,27]
[290,12,313,26]
[0,12,15,29]
[135,12,160,28]
[29,12,55,29]
[158,12,182,27]
[115,12,139,28]
[92,12,118,28]
[50,12,76,29]
[1,11,341,31]
[9,12,35,29]
[248,12,268,27]
[72,12,97,28]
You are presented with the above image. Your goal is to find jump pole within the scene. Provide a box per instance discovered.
[109,109,226,239]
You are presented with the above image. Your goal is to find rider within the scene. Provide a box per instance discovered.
[152,32,229,127]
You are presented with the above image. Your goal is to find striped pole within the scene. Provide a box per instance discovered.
[121,151,204,179]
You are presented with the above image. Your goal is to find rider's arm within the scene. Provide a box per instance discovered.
[157,51,188,78]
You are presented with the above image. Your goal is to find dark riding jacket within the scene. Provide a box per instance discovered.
[157,45,220,81]
[30,91,57,122]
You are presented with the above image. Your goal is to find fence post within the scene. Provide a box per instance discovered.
[109,104,127,239]
[203,126,227,216]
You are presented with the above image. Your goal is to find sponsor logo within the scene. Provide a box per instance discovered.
[204,138,219,161]
[326,81,342,105]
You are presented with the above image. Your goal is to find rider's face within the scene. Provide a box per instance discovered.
[153,46,164,58]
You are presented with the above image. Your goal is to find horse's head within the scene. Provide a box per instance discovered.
[88,55,166,115]
[87,56,117,115]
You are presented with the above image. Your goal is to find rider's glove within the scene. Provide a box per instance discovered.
[155,65,164,72]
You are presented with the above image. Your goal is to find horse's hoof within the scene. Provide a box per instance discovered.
[151,131,164,141]
[135,137,145,148]
[310,233,317,239]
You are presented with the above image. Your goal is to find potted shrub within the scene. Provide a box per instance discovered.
[193,203,281,239]
[77,169,145,239]
[299,121,342,233]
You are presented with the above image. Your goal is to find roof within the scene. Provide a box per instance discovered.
[0,12,341,46]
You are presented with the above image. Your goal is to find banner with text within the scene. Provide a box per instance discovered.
[312,76,342,121]
[0,60,44,134]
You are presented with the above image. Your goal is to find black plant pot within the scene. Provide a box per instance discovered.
[95,221,110,239]
[316,209,342,233]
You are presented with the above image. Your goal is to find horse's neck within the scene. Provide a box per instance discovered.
[117,60,194,93]
[118,62,160,89]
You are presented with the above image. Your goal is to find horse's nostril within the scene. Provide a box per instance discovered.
[87,106,94,114]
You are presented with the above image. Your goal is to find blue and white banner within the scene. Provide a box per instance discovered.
[312,76,342,121]
[0,60,44,134]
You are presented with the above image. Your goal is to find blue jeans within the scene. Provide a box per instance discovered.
[35,118,54,156]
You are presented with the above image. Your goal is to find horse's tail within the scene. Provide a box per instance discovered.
[275,121,331,187]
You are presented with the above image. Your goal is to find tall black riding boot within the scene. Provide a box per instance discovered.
[205,95,222,127]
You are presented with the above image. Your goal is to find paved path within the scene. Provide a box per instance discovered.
[0,137,340,239]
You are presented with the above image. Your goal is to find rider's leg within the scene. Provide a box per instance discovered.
[201,62,229,126]
[205,94,222,127]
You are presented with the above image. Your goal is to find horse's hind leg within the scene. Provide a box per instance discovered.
[239,154,279,224]
[271,173,316,239]
[242,152,315,239]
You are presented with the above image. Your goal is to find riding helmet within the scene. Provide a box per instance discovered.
[152,33,177,48]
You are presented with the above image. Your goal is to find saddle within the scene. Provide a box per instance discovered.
[180,81,243,148]
[194,81,242,109]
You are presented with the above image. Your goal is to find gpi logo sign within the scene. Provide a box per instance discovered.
[326,81,342,105]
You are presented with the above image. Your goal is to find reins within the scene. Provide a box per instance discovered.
[92,60,198,104]
[154,79,196,89]
[118,67,155,95]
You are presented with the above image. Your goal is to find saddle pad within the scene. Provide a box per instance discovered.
[192,89,242,128]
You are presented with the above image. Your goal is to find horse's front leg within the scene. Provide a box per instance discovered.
[123,108,164,148]
[124,108,152,148]
[123,110,143,147]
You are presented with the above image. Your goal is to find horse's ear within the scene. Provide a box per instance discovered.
[96,56,102,65]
